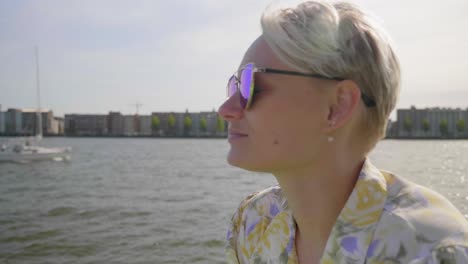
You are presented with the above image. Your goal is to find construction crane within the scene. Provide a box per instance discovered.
[130,103,143,115]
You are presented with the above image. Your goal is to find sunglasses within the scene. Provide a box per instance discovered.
[227,62,376,109]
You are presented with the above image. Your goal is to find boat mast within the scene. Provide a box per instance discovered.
[35,46,43,139]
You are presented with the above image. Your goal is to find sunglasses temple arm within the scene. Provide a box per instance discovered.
[257,67,376,107]
[259,68,344,81]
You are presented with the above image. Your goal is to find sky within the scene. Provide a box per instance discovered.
[1,0,467,120]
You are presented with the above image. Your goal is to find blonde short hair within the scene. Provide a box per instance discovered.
[261,1,401,153]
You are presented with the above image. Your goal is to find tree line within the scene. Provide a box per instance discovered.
[150,113,225,136]
[403,117,466,137]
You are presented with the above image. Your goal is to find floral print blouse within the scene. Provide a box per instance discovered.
[226,159,468,263]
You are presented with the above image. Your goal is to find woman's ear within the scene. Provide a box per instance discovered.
[324,80,361,132]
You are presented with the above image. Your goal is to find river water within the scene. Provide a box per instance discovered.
[0,138,467,263]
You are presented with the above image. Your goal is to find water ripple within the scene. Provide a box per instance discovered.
[47,207,76,217]
[2,230,61,243]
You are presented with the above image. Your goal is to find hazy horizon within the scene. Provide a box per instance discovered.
[1,0,467,119]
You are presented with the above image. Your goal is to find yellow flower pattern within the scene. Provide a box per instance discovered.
[226,158,468,263]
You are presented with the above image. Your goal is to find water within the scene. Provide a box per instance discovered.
[0,138,467,263]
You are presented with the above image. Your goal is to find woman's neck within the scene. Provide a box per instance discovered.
[272,152,365,259]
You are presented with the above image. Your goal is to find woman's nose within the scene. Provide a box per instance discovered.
[218,91,244,121]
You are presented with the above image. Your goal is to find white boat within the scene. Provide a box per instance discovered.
[0,140,71,162]
[0,47,71,163]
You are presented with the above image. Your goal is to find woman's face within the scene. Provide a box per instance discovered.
[218,37,333,173]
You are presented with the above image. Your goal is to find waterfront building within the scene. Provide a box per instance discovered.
[387,120,399,138]
[52,117,65,135]
[385,119,393,138]
[0,111,5,135]
[1,108,225,137]
[174,112,185,137]
[5,109,22,135]
[139,115,151,136]
[190,113,201,137]
[108,112,124,136]
[21,109,54,136]
[123,115,138,136]
[64,114,108,136]
[397,106,468,138]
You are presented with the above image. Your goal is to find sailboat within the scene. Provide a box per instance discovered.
[0,47,71,162]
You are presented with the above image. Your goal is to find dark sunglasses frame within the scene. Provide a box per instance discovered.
[227,63,376,109]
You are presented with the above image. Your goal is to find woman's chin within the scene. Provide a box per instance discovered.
[226,151,247,168]
[227,152,271,173]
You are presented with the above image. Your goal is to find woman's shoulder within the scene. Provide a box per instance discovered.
[381,170,467,230]
[369,170,468,262]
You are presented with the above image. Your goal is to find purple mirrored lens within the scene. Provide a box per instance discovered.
[227,76,237,98]
[239,64,253,109]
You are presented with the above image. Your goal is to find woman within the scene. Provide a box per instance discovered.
[218,1,468,263]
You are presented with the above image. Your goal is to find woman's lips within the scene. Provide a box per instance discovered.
[228,131,248,141]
